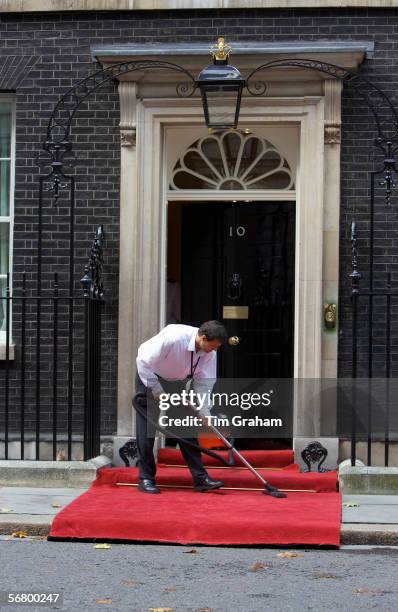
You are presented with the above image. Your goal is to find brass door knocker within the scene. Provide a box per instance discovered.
[324,303,337,330]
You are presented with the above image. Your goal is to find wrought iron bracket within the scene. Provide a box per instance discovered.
[41,57,398,208]
[41,60,198,198]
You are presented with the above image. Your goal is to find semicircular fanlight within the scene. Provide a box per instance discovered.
[170,130,294,191]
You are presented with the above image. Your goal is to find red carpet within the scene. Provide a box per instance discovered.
[49,450,341,547]
[158,448,295,468]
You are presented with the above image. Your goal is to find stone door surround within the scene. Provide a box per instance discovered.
[98,41,370,437]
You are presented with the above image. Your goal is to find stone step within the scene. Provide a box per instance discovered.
[339,466,398,495]
[0,455,111,488]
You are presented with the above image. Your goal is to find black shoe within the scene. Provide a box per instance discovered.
[138,479,160,494]
[193,476,224,492]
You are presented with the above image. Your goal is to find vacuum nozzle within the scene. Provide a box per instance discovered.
[263,485,287,498]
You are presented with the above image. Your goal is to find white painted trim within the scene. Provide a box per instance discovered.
[0,95,15,344]
[170,129,294,192]
[167,190,297,201]
[117,96,325,438]
[160,125,168,331]
[2,0,398,12]
[0,343,16,360]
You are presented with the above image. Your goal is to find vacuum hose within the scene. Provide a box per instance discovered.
[132,390,287,497]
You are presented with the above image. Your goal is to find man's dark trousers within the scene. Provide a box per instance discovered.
[133,372,207,482]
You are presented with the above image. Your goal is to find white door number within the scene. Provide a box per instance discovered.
[229,226,246,237]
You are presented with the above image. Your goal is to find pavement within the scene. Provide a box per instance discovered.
[1,485,398,544]
[341,494,398,544]
[1,541,398,611]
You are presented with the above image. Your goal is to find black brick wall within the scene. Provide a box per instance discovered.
[1,7,398,438]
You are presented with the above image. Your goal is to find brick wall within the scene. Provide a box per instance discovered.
[0,7,397,437]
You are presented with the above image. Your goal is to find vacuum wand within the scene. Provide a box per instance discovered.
[201,415,287,499]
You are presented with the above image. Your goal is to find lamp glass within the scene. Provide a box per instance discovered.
[196,62,245,129]
[203,85,242,128]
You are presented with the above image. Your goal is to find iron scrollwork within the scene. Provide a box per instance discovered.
[41,56,398,209]
[301,441,329,473]
[42,60,197,202]
[119,438,138,467]
[80,225,105,300]
[376,139,398,205]
[246,58,398,207]
[349,221,361,295]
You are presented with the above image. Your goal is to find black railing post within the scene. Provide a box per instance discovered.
[367,172,375,466]
[52,272,59,461]
[35,177,45,461]
[81,226,104,460]
[83,290,102,461]
[67,178,75,461]
[385,272,392,467]
[349,221,361,467]
[5,272,10,460]
[20,273,26,460]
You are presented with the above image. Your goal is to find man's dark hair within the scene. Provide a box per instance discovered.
[198,320,228,343]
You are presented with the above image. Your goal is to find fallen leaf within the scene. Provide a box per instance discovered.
[148,609,174,612]
[120,580,138,587]
[277,551,303,558]
[0,507,12,513]
[195,609,215,612]
[343,502,359,507]
[94,543,112,549]
[313,573,339,579]
[250,562,270,572]
[352,588,389,596]
[12,530,28,538]
[51,502,62,508]
[163,587,177,592]
[183,549,197,554]
[96,599,113,605]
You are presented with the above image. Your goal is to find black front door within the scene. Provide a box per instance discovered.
[178,201,295,380]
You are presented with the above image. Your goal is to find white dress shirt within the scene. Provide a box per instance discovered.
[136,324,217,415]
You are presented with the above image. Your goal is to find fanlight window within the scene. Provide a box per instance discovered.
[170,130,294,191]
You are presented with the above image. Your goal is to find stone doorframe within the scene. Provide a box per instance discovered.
[116,85,342,438]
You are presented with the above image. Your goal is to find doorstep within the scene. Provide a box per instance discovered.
[0,455,111,488]
[339,466,398,495]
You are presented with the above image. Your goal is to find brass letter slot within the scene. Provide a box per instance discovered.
[223,306,249,319]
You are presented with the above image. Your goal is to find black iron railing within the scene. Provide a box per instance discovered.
[347,160,398,466]
[0,226,104,461]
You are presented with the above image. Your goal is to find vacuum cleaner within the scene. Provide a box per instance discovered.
[132,395,287,499]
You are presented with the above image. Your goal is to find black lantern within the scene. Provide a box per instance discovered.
[196,38,245,129]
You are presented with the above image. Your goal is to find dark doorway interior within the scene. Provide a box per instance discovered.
[166,201,295,449]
